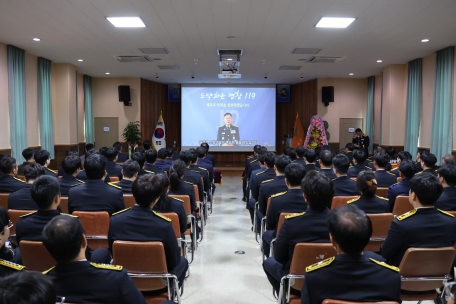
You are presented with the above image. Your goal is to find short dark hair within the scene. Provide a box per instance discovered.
[373,153,388,168]
[0,154,7,163]
[85,148,100,162]
[285,163,306,187]
[410,173,443,206]
[442,155,455,166]
[355,128,362,133]
[187,149,197,164]
[422,153,437,168]
[196,147,207,158]
[34,150,50,166]
[0,157,17,174]
[132,174,163,208]
[356,171,377,197]
[296,146,305,158]
[319,150,333,167]
[23,163,46,182]
[158,148,168,160]
[170,143,179,152]
[201,142,209,151]
[0,271,56,304]
[399,159,416,179]
[169,160,186,191]
[98,147,108,157]
[113,142,122,151]
[145,149,158,163]
[345,143,354,152]
[84,154,106,180]
[179,150,192,166]
[353,150,367,164]
[105,147,118,161]
[257,152,266,165]
[332,154,350,174]
[167,148,174,158]
[264,152,276,168]
[287,148,297,160]
[386,146,396,157]
[302,171,334,211]
[31,175,61,210]
[224,112,232,117]
[304,149,317,163]
[135,146,145,154]
[438,165,456,187]
[417,149,428,160]
[0,206,10,231]
[143,140,152,150]
[131,152,146,168]
[62,155,81,175]
[85,143,94,151]
[122,159,140,178]
[321,145,331,151]
[22,148,35,161]
[275,155,291,174]
[42,215,84,263]
[398,151,412,161]
[328,204,372,256]
[253,145,261,154]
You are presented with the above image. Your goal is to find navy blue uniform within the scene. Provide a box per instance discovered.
[346,152,354,165]
[8,184,63,212]
[352,134,370,156]
[380,208,456,266]
[217,124,240,144]
[347,195,390,213]
[57,175,84,197]
[415,161,423,173]
[172,152,180,161]
[144,163,164,174]
[390,167,401,177]
[386,178,410,211]
[347,164,372,178]
[154,160,171,173]
[183,169,204,202]
[109,179,133,195]
[189,165,210,196]
[332,176,358,197]
[435,187,456,211]
[293,158,306,166]
[416,169,437,177]
[196,160,214,182]
[304,164,319,173]
[45,261,146,304]
[243,156,258,199]
[301,255,401,304]
[57,167,64,177]
[76,170,111,184]
[68,180,125,215]
[169,181,196,213]
[263,208,330,293]
[44,167,58,177]
[320,168,337,180]
[166,158,173,165]
[258,176,287,216]
[153,197,188,235]
[375,170,397,187]
[205,154,215,166]
[0,259,25,277]
[117,152,129,162]
[17,162,33,176]
[108,205,188,287]
[106,161,123,180]
[0,175,26,193]
[251,168,276,201]
[0,244,21,264]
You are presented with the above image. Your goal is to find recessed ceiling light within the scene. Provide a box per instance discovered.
[421,39,429,43]
[106,17,146,28]
[315,17,356,28]
[377,60,382,63]
[33,38,40,41]
[227,58,233,61]
[78,59,83,62]
[349,73,354,76]
[105,72,110,75]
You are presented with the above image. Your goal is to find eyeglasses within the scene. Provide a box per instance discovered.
[444,282,456,301]
[0,221,13,235]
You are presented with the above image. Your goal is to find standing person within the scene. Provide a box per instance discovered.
[352,128,369,157]
[217,113,240,146]
[17,148,35,176]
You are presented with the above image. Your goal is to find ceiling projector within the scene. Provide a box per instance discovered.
[217,49,242,79]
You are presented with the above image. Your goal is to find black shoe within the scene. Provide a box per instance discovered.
[242,197,246,202]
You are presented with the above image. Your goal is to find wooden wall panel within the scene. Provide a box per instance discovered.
[49,144,78,170]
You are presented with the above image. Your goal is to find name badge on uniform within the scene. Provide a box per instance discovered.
[231,130,236,134]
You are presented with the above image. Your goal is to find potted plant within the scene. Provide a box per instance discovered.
[122,121,142,157]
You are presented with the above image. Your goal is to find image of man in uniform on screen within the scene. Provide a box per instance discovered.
[217,113,240,146]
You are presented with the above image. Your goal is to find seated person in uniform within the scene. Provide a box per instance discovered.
[301,204,401,304]
[0,157,27,193]
[344,143,355,165]
[332,154,358,197]
[200,142,215,166]
[0,154,6,178]
[16,175,110,264]
[99,146,108,158]
[418,153,437,177]
[80,143,93,164]
[262,162,307,257]
[131,152,149,176]
[171,143,181,160]
[166,148,174,165]
[113,141,129,162]
[373,153,397,187]
[57,150,79,177]
[58,155,84,197]
[0,272,55,300]
[319,150,336,179]
[135,146,145,154]
[286,147,297,161]
[168,160,196,213]
[143,140,152,151]
[108,174,188,290]
[17,148,35,176]
[188,149,211,199]
[386,159,415,211]
[155,148,171,172]
[348,171,390,213]
[105,147,123,180]
[391,150,413,177]
[378,173,456,266]
[8,163,46,210]
[386,146,396,162]
[0,207,22,265]
[69,154,125,215]
[109,159,140,195]
[263,170,332,295]
[144,149,164,174]
[441,154,455,166]
[415,149,428,173]
[196,146,214,182]
[34,150,57,177]
[294,146,306,166]
[303,149,320,173]
[43,215,146,303]
[251,152,277,202]
[314,146,321,168]
[435,165,456,211]
[179,151,204,203]
[347,150,372,178]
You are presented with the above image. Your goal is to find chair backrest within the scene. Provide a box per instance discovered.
[0,193,9,210]
[289,243,336,291]
[16,175,26,181]
[392,196,413,216]
[201,177,205,191]
[123,195,136,208]
[376,187,388,198]
[72,211,110,249]
[81,162,84,169]
[8,209,36,236]
[159,212,180,238]
[391,163,399,169]
[110,177,120,182]
[364,213,394,252]
[266,197,272,215]
[112,241,168,291]
[399,247,456,291]
[169,195,191,216]
[397,177,402,183]
[331,196,359,210]
[164,171,168,176]
[277,213,293,236]
[193,185,200,202]
[59,197,69,214]
[322,300,399,304]
[446,211,456,217]
[20,240,56,271]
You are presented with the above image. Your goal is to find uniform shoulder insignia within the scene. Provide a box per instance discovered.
[153,210,172,222]
[198,167,207,171]
[285,212,306,219]
[250,159,257,163]
[262,179,273,184]
[291,160,296,162]
[171,197,184,202]
[438,209,455,217]
[434,169,438,173]
[0,259,25,270]
[364,166,373,170]
[391,182,399,186]
[397,209,417,221]
[19,211,37,218]
[43,266,55,274]
[109,181,120,184]
[391,167,398,171]
[108,183,122,190]
[350,178,356,182]
[306,257,335,272]
[184,181,193,185]
[47,168,57,174]
[247,156,254,159]
[232,124,238,127]
[60,213,78,218]
[271,191,287,198]
[112,208,131,216]
[415,171,423,175]
[219,125,225,128]
[90,263,122,271]
[13,177,26,183]
[387,172,396,176]
[332,178,338,181]
[376,195,389,201]
[347,197,360,204]
[144,170,155,174]
[190,169,200,174]
[256,171,265,176]
[369,258,400,272]
[75,179,85,183]
[71,183,84,187]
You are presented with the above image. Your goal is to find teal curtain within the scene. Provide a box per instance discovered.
[7,45,28,163]
[430,47,454,161]
[76,72,79,153]
[379,73,383,146]
[365,76,375,154]
[404,58,422,156]
[37,57,54,159]
[83,75,94,144]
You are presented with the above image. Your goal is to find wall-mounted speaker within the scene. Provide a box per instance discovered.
[322,86,334,106]
[118,85,131,106]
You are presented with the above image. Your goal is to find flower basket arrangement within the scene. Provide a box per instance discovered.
[303,115,328,150]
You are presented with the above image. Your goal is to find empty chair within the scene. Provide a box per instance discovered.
[20,240,56,271]
[109,176,120,182]
[123,195,136,208]
[376,187,389,198]
[392,196,413,216]
[72,211,110,249]
[331,196,359,210]
[159,212,187,261]
[365,213,394,252]
[0,193,9,209]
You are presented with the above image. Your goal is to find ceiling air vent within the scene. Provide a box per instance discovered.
[157,65,181,70]
[115,56,152,62]
[292,48,321,54]
[139,48,169,54]
[306,56,347,63]
[279,65,302,70]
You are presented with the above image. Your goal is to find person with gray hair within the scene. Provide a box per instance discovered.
[442,154,455,166]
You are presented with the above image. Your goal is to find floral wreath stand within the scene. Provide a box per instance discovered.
[303,115,328,149]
